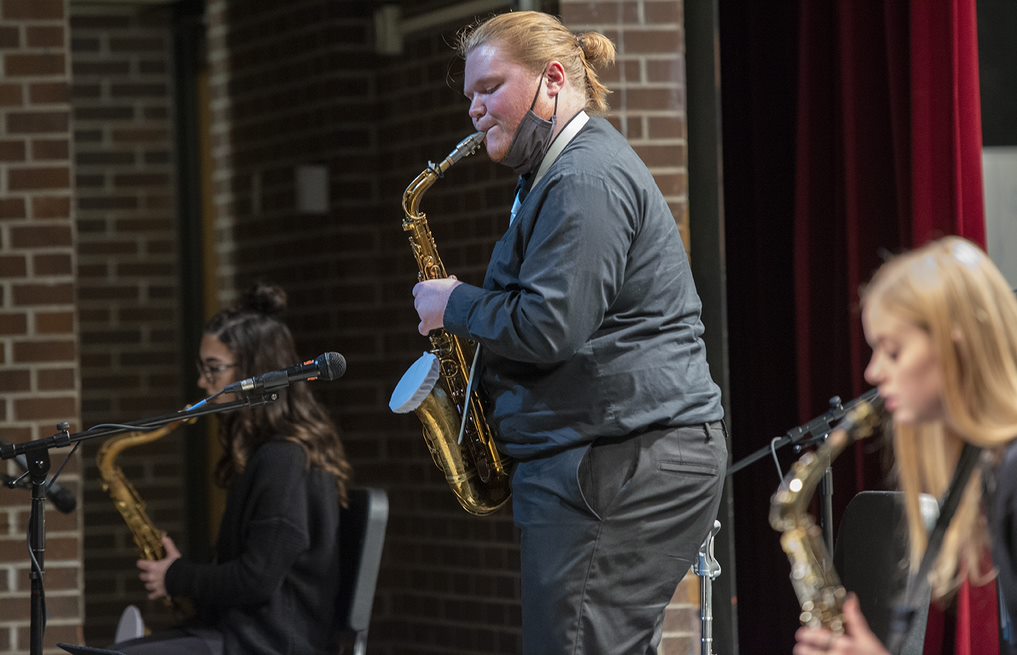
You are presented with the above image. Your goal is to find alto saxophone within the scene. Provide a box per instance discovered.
[97,417,195,608]
[390,132,512,516]
[769,396,885,634]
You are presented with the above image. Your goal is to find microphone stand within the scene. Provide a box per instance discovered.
[728,388,879,553]
[1,392,281,655]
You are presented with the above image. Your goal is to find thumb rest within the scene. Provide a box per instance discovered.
[97,413,197,611]
[769,396,885,634]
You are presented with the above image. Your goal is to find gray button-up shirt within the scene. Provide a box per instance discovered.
[445,117,723,460]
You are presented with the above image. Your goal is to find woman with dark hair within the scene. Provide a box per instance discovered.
[115,282,352,655]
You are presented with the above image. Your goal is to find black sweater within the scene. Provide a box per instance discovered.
[165,440,341,654]
[990,441,1017,651]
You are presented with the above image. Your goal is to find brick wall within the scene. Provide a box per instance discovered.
[204,1,696,653]
[0,0,85,652]
[69,3,186,643]
[563,0,691,242]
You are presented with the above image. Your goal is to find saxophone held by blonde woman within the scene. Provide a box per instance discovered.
[389,131,512,516]
[770,396,885,635]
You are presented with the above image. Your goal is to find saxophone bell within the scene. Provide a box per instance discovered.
[391,353,511,516]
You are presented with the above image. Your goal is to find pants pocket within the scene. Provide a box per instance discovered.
[658,460,719,476]
[578,436,640,520]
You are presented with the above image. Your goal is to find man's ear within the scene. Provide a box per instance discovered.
[544,61,566,96]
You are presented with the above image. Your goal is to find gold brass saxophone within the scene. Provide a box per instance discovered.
[97,417,195,608]
[394,131,512,516]
[769,396,885,634]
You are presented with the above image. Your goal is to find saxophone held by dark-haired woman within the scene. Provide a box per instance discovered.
[97,418,195,615]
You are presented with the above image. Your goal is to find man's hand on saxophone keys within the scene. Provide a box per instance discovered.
[413,275,462,335]
[137,535,182,601]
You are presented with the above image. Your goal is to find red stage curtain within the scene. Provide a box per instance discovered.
[793,0,989,652]
[909,0,986,244]
[794,0,986,468]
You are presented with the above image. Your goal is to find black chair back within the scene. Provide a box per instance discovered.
[336,487,389,655]
[834,490,935,654]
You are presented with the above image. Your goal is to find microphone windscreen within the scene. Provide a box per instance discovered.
[50,485,77,514]
[318,352,347,381]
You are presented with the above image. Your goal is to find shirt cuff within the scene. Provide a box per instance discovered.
[444,283,484,336]
[164,557,189,598]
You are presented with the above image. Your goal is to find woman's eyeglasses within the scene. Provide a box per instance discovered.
[196,359,238,384]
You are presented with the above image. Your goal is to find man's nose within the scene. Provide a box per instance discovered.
[469,97,484,121]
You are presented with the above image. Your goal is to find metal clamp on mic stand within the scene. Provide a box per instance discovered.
[728,388,879,554]
[694,520,723,655]
[0,392,282,655]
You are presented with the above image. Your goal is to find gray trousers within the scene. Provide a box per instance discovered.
[512,422,727,655]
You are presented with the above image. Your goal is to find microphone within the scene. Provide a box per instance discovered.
[2,444,77,514]
[222,352,347,397]
[783,388,880,445]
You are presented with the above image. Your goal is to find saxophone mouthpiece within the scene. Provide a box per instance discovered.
[429,132,488,179]
[457,130,485,148]
[448,131,486,165]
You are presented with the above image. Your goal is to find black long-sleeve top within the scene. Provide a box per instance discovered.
[165,439,340,655]
[989,441,1017,647]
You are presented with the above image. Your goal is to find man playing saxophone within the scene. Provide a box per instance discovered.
[412,11,728,654]
[114,283,353,655]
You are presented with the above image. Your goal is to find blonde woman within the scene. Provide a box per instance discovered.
[795,236,1017,654]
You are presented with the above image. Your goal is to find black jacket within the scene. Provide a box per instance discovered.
[166,439,341,655]
[989,441,1017,650]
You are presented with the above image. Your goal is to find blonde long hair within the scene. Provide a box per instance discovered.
[861,236,1017,598]
[456,11,616,113]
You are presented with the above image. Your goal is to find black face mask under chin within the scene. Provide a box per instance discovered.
[501,75,558,176]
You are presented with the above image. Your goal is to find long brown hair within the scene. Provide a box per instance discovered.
[204,282,352,506]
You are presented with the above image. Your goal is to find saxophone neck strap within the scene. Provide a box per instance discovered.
[531,110,589,189]
[887,443,983,653]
